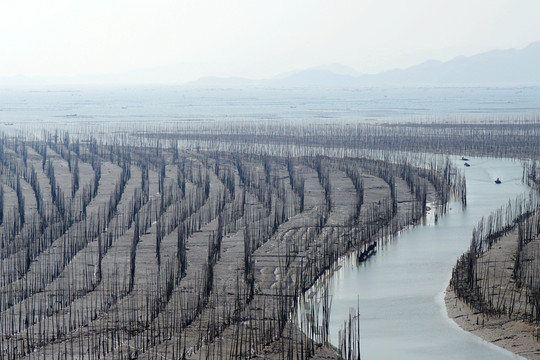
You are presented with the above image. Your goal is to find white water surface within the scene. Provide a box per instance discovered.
[314,157,530,359]
[1,86,539,127]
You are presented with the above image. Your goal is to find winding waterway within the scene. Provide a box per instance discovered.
[310,157,531,359]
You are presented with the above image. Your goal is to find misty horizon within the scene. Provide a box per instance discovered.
[2,0,540,85]
[2,40,540,87]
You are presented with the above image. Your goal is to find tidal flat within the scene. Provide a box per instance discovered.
[0,86,538,359]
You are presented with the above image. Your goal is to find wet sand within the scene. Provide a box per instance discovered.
[445,227,540,360]
[445,285,540,359]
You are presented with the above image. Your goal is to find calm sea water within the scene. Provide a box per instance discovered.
[0,86,539,127]
[314,157,530,359]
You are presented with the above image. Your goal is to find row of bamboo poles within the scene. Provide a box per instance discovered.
[0,125,466,359]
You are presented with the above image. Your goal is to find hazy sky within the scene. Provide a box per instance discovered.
[1,0,540,82]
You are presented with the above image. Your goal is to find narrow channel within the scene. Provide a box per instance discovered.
[309,157,530,359]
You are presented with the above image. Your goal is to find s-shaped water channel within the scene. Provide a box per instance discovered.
[304,157,530,359]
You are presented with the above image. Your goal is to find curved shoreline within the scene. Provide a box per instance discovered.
[445,285,540,359]
[312,157,535,359]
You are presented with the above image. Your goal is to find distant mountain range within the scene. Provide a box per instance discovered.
[2,42,540,87]
[358,41,540,86]
[185,41,540,88]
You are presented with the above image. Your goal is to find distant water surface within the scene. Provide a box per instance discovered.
[0,86,539,127]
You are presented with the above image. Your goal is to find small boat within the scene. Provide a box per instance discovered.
[461,156,469,161]
[358,242,377,263]
[464,163,470,167]
[494,178,502,184]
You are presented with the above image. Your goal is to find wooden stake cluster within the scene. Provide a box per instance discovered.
[0,124,467,359]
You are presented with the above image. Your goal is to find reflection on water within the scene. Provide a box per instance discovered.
[305,157,530,359]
